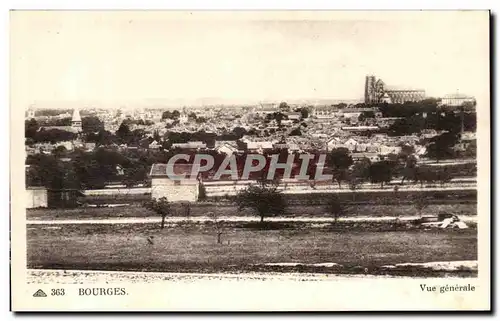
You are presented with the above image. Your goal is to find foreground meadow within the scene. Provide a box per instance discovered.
[27,222,477,277]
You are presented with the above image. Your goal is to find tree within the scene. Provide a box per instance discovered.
[26,154,80,189]
[34,129,76,143]
[348,175,363,201]
[300,107,309,119]
[162,110,180,120]
[43,117,71,126]
[358,110,375,122]
[328,148,353,169]
[116,121,132,144]
[51,145,67,158]
[25,118,39,140]
[295,107,309,119]
[436,169,453,187]
[232,126,247,138]
[435,112,462,133]
[267,112,287,126]
[153,130,162,143]
[208,211,224,244]
[332,169,349,189]
[70,148,125,189]
[387,116,425,136]
[352,158,371,180]
[327,148,353,188]
[129,129,146,145]
[279,101,291,112]
[399,144,415,158]
[162,111,172,120]
[413,194,429,217]
[146,197,171,229]
[464,140,477,158]
[184,202,191,220]
[401,155,418,185]
[236,181,286,224]
[386,153,399,163]
[85,129,117,146]
[289,128,302,136]
[198,183,207,201]
[82,116,104,133]
[196,117,207,123]
[122,163,148,187]
[369,161,393,188]
[414,167,438,187]
[426,132,459,162]
[324,195,348,225]
[348,159,370,200]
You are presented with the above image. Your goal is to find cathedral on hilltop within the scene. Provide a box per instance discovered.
[364,75,426,104]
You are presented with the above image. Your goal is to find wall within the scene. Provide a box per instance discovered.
[26,188,48,208]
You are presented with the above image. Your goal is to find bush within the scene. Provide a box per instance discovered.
[198,184,207,201]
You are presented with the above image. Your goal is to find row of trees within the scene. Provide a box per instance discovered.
[26,149,150,189]
[26,140,461,191]
[144,180,344,228]
[387,112,476,137]
[25,116,105,144]
[145,179,437,231]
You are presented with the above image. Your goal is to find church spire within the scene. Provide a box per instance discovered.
[72,108,82,123]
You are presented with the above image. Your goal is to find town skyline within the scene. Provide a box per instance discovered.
[12,11,488,110]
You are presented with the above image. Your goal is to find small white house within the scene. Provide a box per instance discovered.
[149,140,161,149]
[150,163,199,202]
[326,137,343,151]
[352,153,382,162]
[379,145,402,155]
[344,138,359,152]
[26,187,48,208]
[216,143,238,155]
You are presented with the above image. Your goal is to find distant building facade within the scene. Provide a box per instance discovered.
[364,75,426,104]
[440,93,476,107]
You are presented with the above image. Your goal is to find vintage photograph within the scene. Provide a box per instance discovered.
[11,10,490,311]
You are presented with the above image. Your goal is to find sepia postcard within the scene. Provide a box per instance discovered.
[10,10,490,311]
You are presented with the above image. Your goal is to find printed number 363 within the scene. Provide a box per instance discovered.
[51,289,65,296]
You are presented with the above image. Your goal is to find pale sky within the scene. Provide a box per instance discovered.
[10,11,489,109]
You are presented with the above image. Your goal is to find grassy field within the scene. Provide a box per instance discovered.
[27,203,477,220]
[27,223,477,276]
[80,188,477,205]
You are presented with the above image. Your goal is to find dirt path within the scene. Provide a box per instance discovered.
[26,215,477,225]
